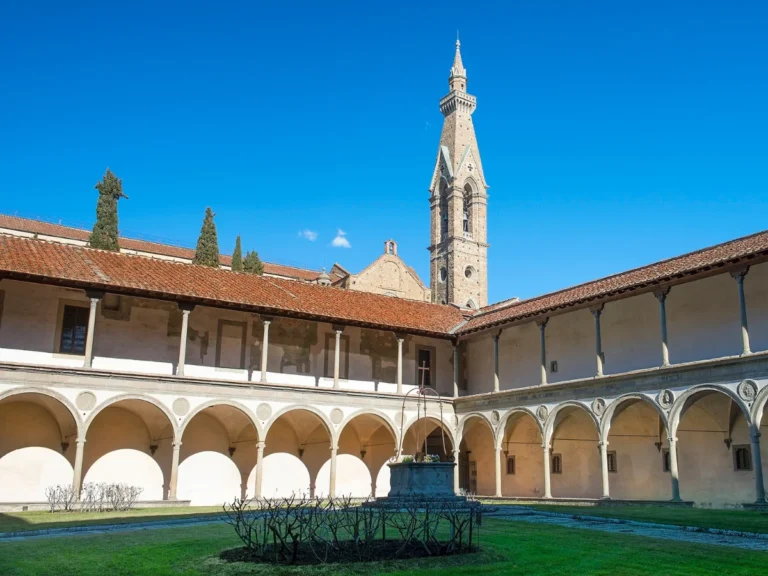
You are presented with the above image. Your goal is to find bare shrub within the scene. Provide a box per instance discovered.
[45,483,144,513]
[223,494,481,565]
[44,484,76,513]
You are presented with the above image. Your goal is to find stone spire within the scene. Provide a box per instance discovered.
[449,39,466,90]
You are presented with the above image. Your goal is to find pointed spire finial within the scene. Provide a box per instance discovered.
[450,35,466,82]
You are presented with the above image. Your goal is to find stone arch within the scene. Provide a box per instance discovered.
[84,393,178,441]
[0,387,83,502]
[497,407,543,449]
[669,385,752,435]
[545,401,601,499]
[265,404,335,445]
[669,384,755,506]
[600,394,670,442]
[400,415,456,461]
[0,386,82,439]
[753,383,768,430]
[178,400,262,504]
[179,399,263,440]
[544,401,600,445]
[457,412,496,446]
[82,394,177,501]
[337,409,399,447]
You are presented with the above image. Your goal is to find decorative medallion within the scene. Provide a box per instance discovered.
[172,398,190,417]
[591,398,606,417]
[75,391,97,412]
[657,389,674,410]
[330,408,344,425]
[256,403,272,421]
[737,380,758,403]
[491,410,500,424]
[536,405,549,421]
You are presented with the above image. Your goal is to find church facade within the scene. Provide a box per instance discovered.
[1,42,768,510]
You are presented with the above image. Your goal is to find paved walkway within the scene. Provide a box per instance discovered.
[487,506,768,551]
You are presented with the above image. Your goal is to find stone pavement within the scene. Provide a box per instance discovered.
[486,506,768,551]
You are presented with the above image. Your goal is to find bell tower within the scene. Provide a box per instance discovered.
[428,40,489,309]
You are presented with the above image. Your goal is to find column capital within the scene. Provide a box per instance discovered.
[330,444,338,454]
[492,329,502,341]
[666,435,678,444]
[332,324,345,334]
[85,289,106,301]
[393,332,407,342]
[261,316,274,325]
[731,266,750,282]
[541,443,550,451]
[535,317,549,329]
[751,430,762,441]
[75,437,87,445]
[598,440,609,448]
[256,440,266,450]
[654,287,671,301]
[172,440,182,450]
[178,302,196,313]
[589,303,605,316]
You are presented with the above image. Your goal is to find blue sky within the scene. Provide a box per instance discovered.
[1,1,766,304]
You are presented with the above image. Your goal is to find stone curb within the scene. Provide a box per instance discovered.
[488,506,768,541]
[0,514,228,540]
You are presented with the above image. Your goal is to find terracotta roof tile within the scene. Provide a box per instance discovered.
[0,214,323,281]
[460,229,768,334]
[0,235,464,337]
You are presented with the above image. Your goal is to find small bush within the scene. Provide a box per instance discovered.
[45,483,143,513]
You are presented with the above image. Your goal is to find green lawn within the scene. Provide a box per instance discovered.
[0,517,766,576]
[0,506,223,533]
[525,504,768,534]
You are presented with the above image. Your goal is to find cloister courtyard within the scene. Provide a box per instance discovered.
[1,504,768,575]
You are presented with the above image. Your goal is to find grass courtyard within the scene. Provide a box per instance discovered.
[1,512,767,576]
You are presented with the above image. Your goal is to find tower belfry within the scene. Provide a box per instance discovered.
[428,40,489,308]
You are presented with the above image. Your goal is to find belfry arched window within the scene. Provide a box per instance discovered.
[463,183,473,235]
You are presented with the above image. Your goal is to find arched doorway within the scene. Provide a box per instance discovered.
[83,397,175,501]
[264,408,333,498]
[603,397,670,500]
[0,390,80,501]
[499,410,543,497]
[458,415,494,496]
[337,412,397,497]
[673,388,753,506]
[179,403,259,505]
[548,404,600,498]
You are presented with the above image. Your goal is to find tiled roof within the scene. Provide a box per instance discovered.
[0,215,323,281]
[459,229,768,335]
[0,235,464,337]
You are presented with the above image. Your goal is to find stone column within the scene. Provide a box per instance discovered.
[668,435,681,501]
[176,304,195,377]
[542,443,552,499]
[654,288,671,367]
[599,441,610,499]
[536,318,548,386]
[492,330,501,393]
[254,440,266,500]
[72,438,86,499]
[452,342,460,398]
[260,317,272,383]
[83,291,103,368]
[329,445,338,498]
[731,268,751,355]
[395,334,405,394]
[168,440,181,500]
[494,446,503,497]
[333,325,344,389]
[453,448,460,495]
[591,304,605,377]
[750,428,766,503]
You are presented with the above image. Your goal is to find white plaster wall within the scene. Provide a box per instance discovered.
[84,449,165,501]
[547,308,596,384]
[465,337,493,395]
[256,454,311,498]
[0,448,73,502]
[177,452,242,505]
[498,323,540,391]
[601,293,661,374]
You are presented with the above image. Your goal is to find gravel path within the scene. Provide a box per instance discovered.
[487,506,768,551]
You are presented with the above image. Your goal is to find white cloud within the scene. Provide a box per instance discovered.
[298,229,318,242]
[331,229,351,248]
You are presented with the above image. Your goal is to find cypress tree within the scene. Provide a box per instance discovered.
[89,168,127,251]
[243,250,264,275]
[192,207,220,267]
[231,236,243,271]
